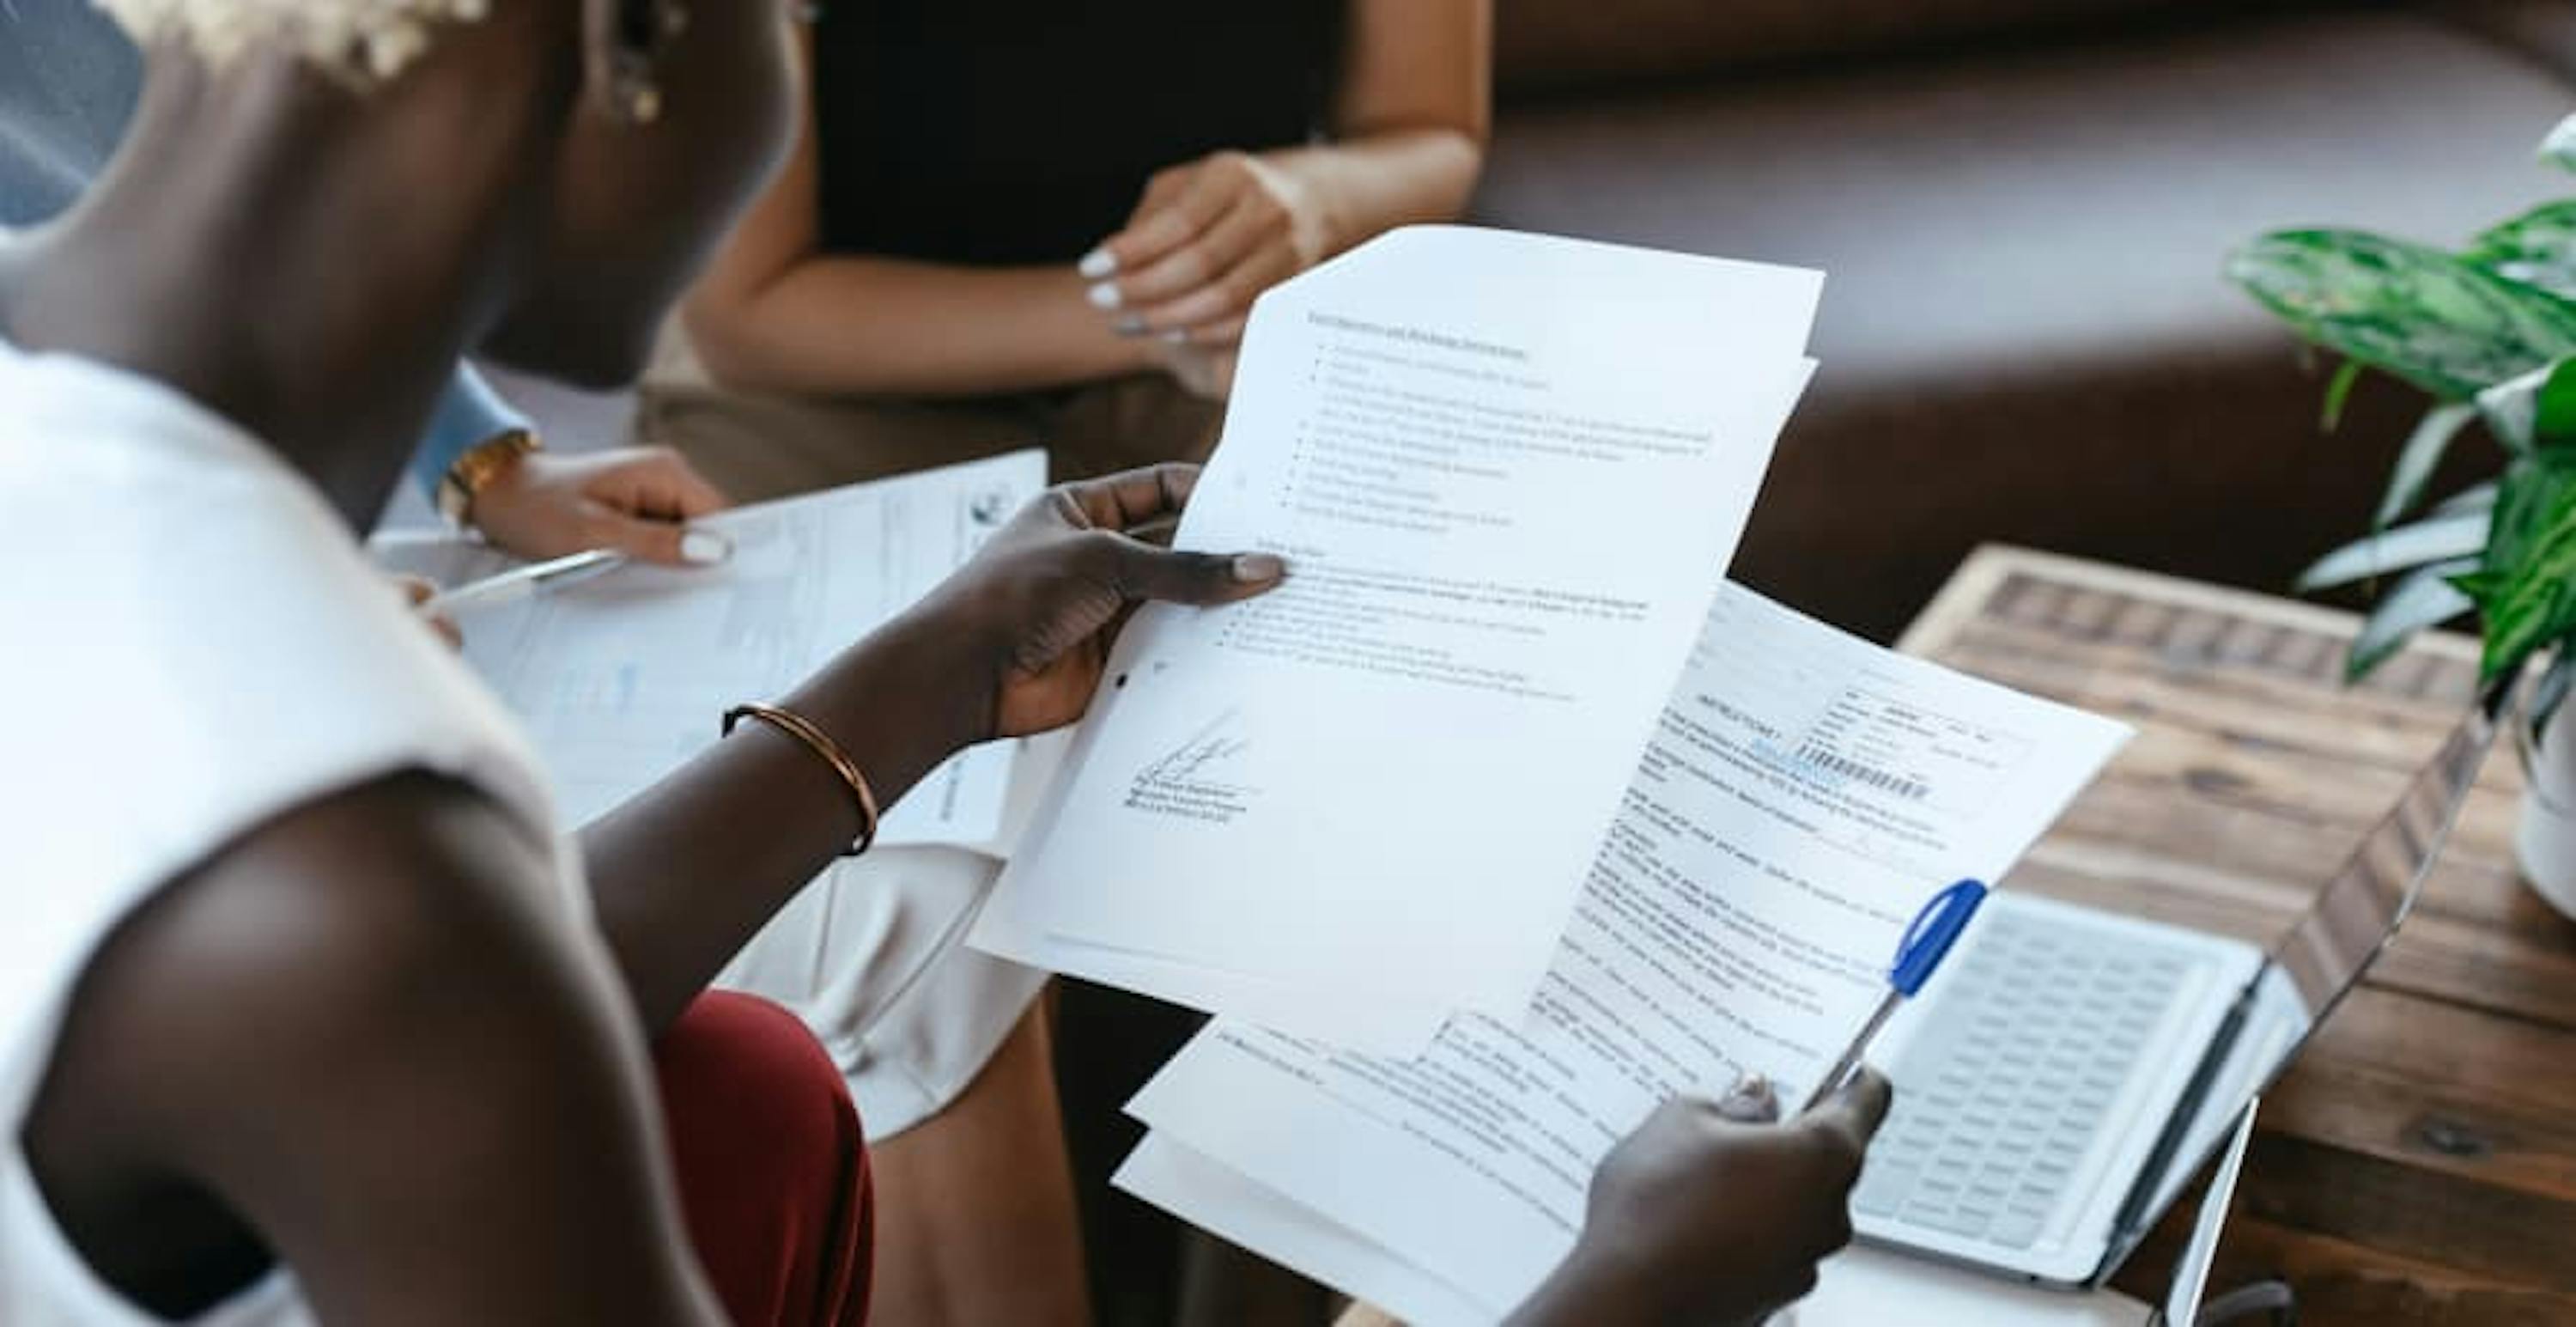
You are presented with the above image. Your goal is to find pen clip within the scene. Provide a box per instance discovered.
[1889,879,1987,997]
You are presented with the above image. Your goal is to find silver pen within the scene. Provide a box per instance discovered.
[420,548,627,617]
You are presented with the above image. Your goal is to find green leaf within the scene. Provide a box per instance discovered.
[2544,115,2576,173]
[2299,510,2491,592]
[2464,200,2576,302]
[2482,447,2576,573]
[2476,356,2576,454]
[2322,360,2365,432]
[2377,402,2480,527]
[2460,448,2576,683]
[2348,557,2479,680]
[2227,230,2576,399]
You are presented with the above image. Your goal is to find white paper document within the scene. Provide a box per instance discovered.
[1115,1133,1495,1327]
[1120,583,2132,1322]
[975,227,1823,1027]
[374,451,1048,850]
[1119,1138,2150,1327]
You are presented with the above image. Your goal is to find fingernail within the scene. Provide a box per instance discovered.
[681,529,733,565]
[1163,328,1191,344]
[1728,1072,1772,1102]
[1078,247,1119,280]
[1115,313,1149,338]
[1087,281,1123,310]
[1232,553,1286,583]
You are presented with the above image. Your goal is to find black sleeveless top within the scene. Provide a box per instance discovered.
[811,1,1346,266]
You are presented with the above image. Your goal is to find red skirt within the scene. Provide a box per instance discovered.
[657,991,873,1327]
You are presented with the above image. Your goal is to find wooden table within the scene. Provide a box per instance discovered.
[1342,546,2576,1327]
[1902,546,2576,1324]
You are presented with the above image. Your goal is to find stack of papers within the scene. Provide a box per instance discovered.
[963,227,2134,1322]
[1112,585,2129,1322]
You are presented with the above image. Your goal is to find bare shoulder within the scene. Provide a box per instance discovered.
[27,770,708,1325]
[50,770,600,1099]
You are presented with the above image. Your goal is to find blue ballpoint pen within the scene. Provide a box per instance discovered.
[1799,879,1989,1113]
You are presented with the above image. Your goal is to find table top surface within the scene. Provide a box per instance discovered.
[1903,546,2576,1325]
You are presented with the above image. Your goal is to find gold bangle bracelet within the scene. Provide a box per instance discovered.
[722,703,879,857]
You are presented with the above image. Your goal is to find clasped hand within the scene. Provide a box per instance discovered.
[1083,149,1336,400]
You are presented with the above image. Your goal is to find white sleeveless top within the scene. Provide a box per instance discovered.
[0,337,593,1324]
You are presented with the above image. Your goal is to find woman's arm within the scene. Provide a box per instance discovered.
[688,3,1490,399]
[24,775,726,1326]
[576,611,965,1033]
[1084,0,1492,342]
[1313,0,1494,225]
[579,466,1285,1035]
[681,22,1157,399]
[407,367,529,496]
[410,370,738,569]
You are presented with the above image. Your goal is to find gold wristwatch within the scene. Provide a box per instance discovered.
[434,429,542,527]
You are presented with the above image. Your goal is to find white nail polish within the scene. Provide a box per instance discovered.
[1078,247,1119,280]
[681,529,733,565]
[1087,281,1123,311]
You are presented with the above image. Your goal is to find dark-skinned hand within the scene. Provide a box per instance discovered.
[893,463,1284,747]
[1510,1069,1894,1327]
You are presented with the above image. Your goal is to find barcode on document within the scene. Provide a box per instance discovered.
[1795,746,1929,801]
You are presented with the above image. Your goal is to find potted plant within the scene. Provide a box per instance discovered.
[2229,114,2576,918]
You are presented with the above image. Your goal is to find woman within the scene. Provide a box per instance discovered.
[0,3,1881,1324]
[654,0,1490,498]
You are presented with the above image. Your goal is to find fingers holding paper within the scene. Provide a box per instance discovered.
[904,463,1287,742]
[1058,460,1203,532]
[1513,1068,1892,1327]
[1048,465,1286,605]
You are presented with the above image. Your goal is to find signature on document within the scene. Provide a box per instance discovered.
[1127,708,1259,825]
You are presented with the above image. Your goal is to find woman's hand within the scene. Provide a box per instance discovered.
[467,447,735,567]
[1509,1071,1893,1327]
[1080,150,1335,349]
[896,464,1285,746]
[592,466,1276,1038]
[388,575,463,650]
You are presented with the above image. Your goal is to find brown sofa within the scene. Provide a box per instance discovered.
[1478,0,2576,639]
